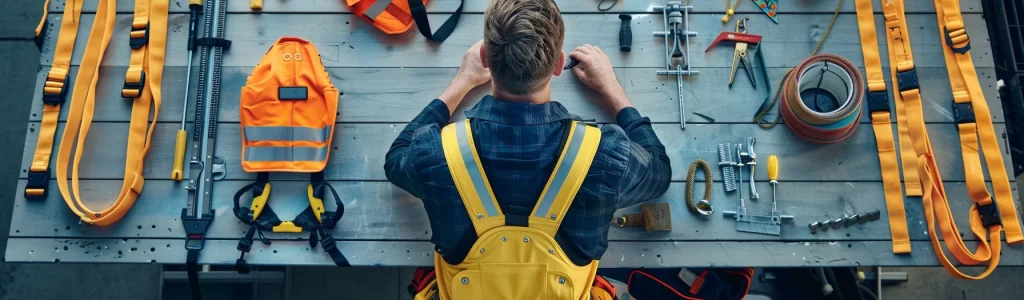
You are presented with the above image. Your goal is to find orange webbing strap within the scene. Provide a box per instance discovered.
[854,0,910,254]
[25,0,85,199]
[34,0,51,45]
[932,0,1023,243]
[55,0,167,226]
[883,0,1004,279]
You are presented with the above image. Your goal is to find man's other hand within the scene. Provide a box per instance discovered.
[456,40,492,87]
[569,44,632,113]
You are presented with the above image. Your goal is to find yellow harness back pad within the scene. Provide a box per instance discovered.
[437,120,602,300]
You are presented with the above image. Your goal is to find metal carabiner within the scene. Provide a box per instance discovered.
[735,16,749,34]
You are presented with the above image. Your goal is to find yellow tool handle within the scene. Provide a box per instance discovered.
[171,130,187,181]
[250,0,262,10]
[189,0,201,5]
[767,155,779,181]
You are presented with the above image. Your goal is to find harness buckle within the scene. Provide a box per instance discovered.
[943,26,971,54]
[25,168,50,199]
[318,229,337,252]
[121,71,146,98]
[41,74,69,106]
[896,69,919,92]
[181,209,214,251]
[977,203,1001,228]
[866,91,891,113]
[953,102,976,124]
[129,23,150,49]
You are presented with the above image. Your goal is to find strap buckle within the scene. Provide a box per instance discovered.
[129,22,149,49]
[181,209,214,251]
[25,168,50,199]
[866,91,891,113]
[943,26,971,54]
[42,73,70,106]
[121,71,146,98]
[977,203,1001,228]
[896,69,919,92]
[953,102,976,124]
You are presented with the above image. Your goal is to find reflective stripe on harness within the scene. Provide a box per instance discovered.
[853,0,910,254]
[25,0,86,200]
[54,0,167,226]
[882,0,1021,279]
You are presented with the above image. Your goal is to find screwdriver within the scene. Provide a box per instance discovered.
[767,155,779,212]
[172,0,203,181]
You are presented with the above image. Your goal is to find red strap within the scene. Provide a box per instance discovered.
[627,270,703,300]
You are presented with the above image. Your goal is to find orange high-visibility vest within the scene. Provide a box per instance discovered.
[234,37,349,270]
[345,0,464,42]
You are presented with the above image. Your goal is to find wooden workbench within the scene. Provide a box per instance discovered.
[8,0,1023,268]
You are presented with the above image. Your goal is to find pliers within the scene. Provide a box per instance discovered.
[704,17,763,89]
[729,18,756,88]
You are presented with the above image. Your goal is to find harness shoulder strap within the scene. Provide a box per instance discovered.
[529,121,602,237]
[408,0,463,42]
[441,120,505,236]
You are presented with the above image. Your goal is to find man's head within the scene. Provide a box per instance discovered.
[482,0,565,95]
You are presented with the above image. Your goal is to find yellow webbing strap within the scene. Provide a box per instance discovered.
[441,120,601,237]
[441,120,505,236]
[55,0,167,226]
[854,0,910,254]
[883,0,1014,279]
[528,121,601,236]
[35,0,51,39]
[26,0,85,199]
[932,0,1022,243]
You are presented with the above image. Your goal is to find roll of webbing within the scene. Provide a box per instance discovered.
[778,54,864,144]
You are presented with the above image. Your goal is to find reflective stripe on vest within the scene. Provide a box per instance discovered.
[25,0,86,199]
[853,0,910,254]
[54,0,168,226]
[881,0,1021,280]
[243,144,330,162]
[244,126,332,143]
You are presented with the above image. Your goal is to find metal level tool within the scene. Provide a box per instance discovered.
[182,0,230,298]
[653,1,699,130]
[723,140,792,235]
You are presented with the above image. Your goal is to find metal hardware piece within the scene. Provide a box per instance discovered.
[718,143,738,192]
[653,1,699,129]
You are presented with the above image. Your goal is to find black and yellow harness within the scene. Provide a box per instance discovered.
[232,172,350,271]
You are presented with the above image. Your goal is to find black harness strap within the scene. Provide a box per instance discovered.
[407,0,464,43]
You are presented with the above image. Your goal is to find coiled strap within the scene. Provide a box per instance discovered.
[685,159,713,214]
[778,54,864,144]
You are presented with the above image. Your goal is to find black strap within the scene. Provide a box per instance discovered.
[186,250,202,300]
[408,0,464,43]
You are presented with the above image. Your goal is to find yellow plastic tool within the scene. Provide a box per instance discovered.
[767,155,778,183]
[172,0,204,181]
[250,0,262,10]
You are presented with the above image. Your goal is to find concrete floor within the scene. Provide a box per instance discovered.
[2,1,1024,299]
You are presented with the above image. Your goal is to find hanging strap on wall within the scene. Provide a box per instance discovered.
[408,0,464,42]
[883,0,1014,280]
[853,0,910,254]
[54,0,167,226]
[26,0,85,200]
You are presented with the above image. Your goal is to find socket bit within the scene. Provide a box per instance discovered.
[831,219,842,229]
[809,222,819,234]
[820,220,831,231]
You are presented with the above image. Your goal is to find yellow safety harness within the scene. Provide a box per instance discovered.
[26,0,84,199]
[420,119,612,300]
[877,0,1022,279]
[50,0,168,226]
[853,0,910,254]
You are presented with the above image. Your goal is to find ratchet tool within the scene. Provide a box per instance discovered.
[705,17,762,89]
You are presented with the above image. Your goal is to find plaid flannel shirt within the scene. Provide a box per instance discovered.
[384,96,671,264]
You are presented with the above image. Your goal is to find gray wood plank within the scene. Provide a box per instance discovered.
[48,0,983,14]
[25,66,1005,124]
[37,14,994,69]
[10,179,1021,244]
[6,239,1022,267]
[19,122,1014,182]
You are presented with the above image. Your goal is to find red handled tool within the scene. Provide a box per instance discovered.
[705,17,762,88]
